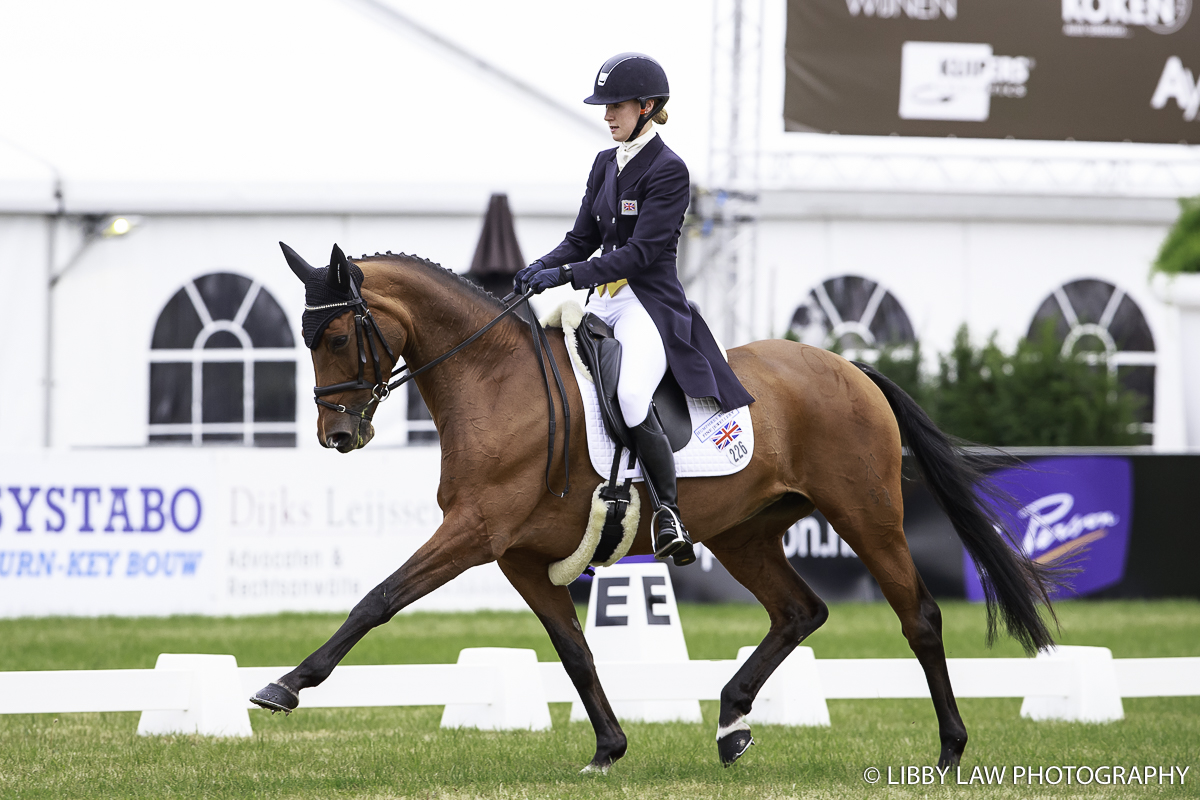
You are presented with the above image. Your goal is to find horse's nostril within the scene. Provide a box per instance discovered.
[326,432,350,449]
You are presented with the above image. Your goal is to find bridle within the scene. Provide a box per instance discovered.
[308,274,396,422]
[308,279,571,497]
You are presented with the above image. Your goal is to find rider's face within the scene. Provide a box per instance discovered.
[604,100,648,142]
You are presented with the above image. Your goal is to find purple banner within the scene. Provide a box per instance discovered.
[964,457,1133,601]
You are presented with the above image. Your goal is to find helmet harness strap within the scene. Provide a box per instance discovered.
[627,97,666,144]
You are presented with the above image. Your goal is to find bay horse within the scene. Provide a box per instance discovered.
[251,245,1057,772]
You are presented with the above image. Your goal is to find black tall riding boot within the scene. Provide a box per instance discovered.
[630,408,696,567]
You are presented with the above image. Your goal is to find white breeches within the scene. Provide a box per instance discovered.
[586,287,667,428]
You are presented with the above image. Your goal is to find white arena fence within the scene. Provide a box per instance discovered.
[0,646,1197,737]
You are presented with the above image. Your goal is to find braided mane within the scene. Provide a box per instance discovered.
[353,251,507,312]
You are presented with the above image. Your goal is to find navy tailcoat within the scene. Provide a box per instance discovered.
[538,136,755,412]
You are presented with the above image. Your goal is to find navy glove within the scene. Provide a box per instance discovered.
[513,261,544,293]
[528,265,570,294]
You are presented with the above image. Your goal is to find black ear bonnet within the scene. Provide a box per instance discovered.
[301,263,365,349]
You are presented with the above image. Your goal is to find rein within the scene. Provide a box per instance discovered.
[310,282,571,498]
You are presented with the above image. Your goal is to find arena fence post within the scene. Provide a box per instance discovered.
[137,653,253,737]
[1020,645,1125,723]
[571,561,702,723]
[738,645,831,726]
[440,648,552,731]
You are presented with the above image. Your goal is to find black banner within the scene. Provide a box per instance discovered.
[785,0,1200,143]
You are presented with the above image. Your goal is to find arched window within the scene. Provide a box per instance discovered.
[149,272,297,446]
[789,275,915,358]
[1028,278,1156,442]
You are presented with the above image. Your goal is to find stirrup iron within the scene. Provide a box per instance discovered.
[652,506,690,560]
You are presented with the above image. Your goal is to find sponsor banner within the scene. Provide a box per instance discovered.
[964,456,1133,601]
[0,449,525,617]
[667,510,884,603]
[663,454,1180,605]
[786,0,1200,142]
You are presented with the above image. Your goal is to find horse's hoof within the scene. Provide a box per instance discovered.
[250,682,299,714]
[717,729,754,767]
[580,762,611,776]
[937,741,966,769]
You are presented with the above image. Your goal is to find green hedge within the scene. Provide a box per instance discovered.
[1154,196,1200,275]
[812,325,1144,447]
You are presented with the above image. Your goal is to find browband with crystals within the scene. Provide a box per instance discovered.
[304,300,356,311]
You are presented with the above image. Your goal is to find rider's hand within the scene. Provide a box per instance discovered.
[528,266,569,294]
[513,261,544,293]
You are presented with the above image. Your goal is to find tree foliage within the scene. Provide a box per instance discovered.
[843,325,1143,447]
[1154,195,1200,275]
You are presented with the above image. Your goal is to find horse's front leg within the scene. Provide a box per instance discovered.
[497,551,627,774]
[250,507,496,712]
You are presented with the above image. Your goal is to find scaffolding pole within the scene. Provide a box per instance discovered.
[695,0,764,346]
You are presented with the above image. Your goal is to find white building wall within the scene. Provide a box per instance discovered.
[0,215,50,452]
[39,209,576,451]
[748,193,1186,447]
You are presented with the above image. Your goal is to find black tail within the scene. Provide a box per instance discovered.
[854,362,1058,654]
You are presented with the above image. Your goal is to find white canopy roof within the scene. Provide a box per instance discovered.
[0,0,714,215]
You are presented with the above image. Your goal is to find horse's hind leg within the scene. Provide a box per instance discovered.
[704,517,829,767]
[822,501,968,768]
[498,551,627,773]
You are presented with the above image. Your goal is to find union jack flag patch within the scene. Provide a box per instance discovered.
[711,422,741,451]
[620,199,638,215]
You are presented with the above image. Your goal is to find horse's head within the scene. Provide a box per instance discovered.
[283,242,401,453]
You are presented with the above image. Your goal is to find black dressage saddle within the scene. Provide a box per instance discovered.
[574,313,692,453]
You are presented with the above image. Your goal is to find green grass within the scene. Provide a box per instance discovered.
[1,601,1198,799]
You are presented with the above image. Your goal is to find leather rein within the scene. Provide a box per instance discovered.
[308,281,571,498]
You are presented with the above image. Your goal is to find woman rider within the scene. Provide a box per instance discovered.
[516,52,755,567]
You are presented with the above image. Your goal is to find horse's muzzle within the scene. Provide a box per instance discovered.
[322,418,374,452]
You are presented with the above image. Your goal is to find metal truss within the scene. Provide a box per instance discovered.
[759,142,1200,198]
[689,0,766,346]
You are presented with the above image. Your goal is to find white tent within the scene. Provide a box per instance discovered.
[0,0,723,452]
[0,0,714,214]
[1,0,1197,453]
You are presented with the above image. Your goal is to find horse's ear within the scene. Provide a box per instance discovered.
[328,244,352,292]
[280,241,316,282]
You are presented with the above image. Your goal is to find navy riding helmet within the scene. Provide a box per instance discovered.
[585,52,669,141]
[584,52,670,105]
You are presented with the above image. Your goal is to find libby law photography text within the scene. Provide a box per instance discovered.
[863,764,1190,786]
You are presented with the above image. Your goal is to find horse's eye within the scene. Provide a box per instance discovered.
[331,335,349,349]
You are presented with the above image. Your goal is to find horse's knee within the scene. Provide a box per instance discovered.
[349,583,393,627]
[555,636,600,693]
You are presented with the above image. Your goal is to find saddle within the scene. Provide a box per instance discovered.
[574,313,692,453]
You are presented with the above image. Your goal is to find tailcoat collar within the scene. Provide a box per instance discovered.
[616,135,665,194]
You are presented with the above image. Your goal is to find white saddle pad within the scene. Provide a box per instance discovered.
[542,301,754,483]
